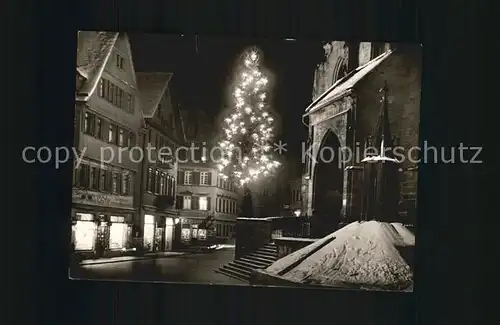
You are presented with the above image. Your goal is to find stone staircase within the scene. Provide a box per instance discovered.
[215,243,278,282]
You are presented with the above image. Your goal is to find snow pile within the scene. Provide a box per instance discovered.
[266,221,414,291]
[266,222,359,274]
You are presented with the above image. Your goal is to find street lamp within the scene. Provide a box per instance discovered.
[175,218,180,224]
[294,209,301,217]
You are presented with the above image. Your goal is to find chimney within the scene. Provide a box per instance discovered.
[347,42,360,72]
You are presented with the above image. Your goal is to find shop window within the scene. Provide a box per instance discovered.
[109,218,127,250]
[74,217,97,251]
[143,214,155,251]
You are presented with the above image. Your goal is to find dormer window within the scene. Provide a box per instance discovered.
[116,54,124,70]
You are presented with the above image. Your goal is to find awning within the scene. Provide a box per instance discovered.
[304,50,393,116]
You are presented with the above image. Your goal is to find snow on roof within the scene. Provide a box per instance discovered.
[136,72,173,118]
[263,221,414,291]
[76,31,119,99]
[304,50,393,116]
[391,222,415,246]
[361,155,400,163]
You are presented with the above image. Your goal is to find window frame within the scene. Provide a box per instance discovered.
[184,171,192,185]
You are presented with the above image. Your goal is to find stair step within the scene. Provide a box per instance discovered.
[257,247,278,253]
[228,261,253,273]
[240,257,270,268]
[220,265,251,279]
[246,253,277,264]
[254,249,278,258]
[215,268,249,282]
[233,259,265,270]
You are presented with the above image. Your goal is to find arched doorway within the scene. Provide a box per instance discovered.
[312,131,344,237]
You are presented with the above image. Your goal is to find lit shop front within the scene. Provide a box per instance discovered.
[71,189,135,257]
[179,218,216,244]
[143,214,179,252]
[71,211,133,256]
[72,213,97,251]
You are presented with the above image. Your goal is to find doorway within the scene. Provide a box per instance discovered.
[312,130,344,237]
[165,218,174,251]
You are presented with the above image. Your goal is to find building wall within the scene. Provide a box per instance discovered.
[72,33,144,254]
[176,164,241,240]
[247,177,280,218]
[304,42,409,220]
[305,43,420,224]
[312,42,349,100]
[354,48,421,224]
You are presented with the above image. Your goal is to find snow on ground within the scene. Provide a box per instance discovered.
[265,222,360,274]
[267,221,414,291]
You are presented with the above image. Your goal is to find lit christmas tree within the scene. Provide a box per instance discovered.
[217,48,280,187]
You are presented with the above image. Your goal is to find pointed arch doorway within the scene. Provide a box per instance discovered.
[312,130,344,237]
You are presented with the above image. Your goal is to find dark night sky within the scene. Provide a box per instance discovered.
[129,33,324,176]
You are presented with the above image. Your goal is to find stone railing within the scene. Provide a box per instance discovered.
[270,216,312,239]
[235,216,314,259]
[274,237,317,259]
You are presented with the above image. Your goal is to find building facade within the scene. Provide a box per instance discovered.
[302,41,421,230]
[247,177,281,218]
[280,177,304,216]
[135,72,186,252]
[175,109,242,244]
[72,32,144,257]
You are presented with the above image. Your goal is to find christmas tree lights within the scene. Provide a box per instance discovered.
[218,48,280,186]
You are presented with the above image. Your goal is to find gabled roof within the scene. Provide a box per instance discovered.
[76,31,119,101]
[136,72,173,118]
[304,50,393,116]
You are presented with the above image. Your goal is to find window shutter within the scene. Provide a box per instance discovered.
[79,166,86,188]
[177,171,184,185]
[106,170,112,191]
[100,119,108,141]
[207,197,211,211]
[207,172,212,186]
[193,171,200,185]
[75,167,81,187]
[117,173,122,195]
[175,195,182,209]
[192,196,199,210]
